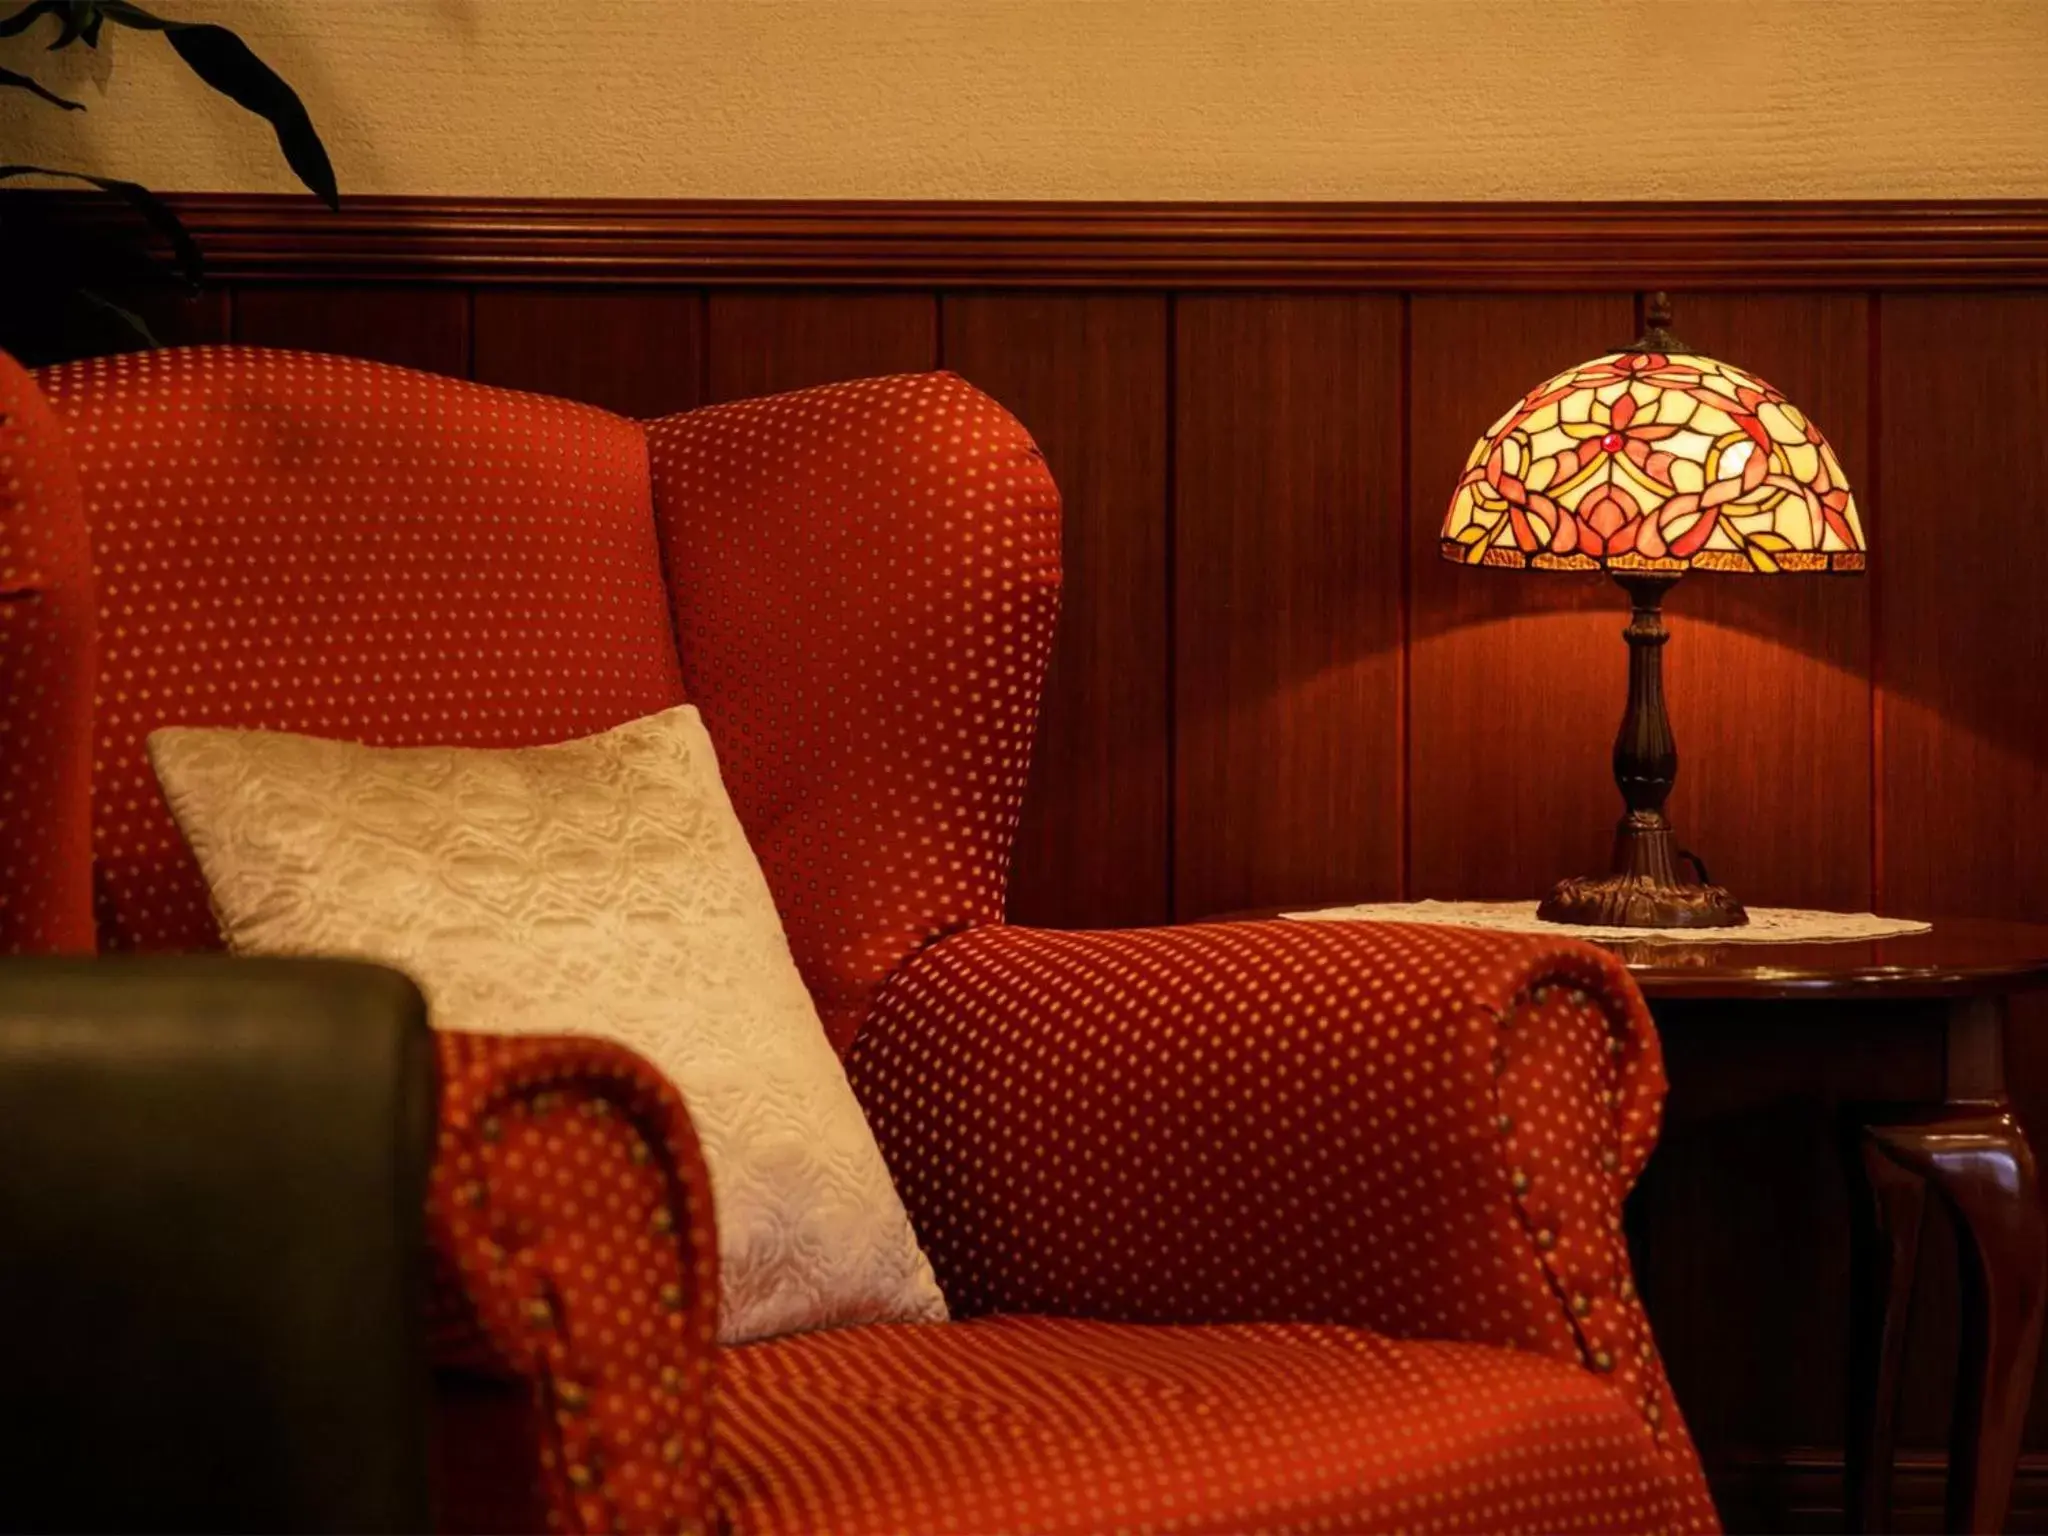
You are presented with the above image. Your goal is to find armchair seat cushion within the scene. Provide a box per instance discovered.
[715,1316,1712,1534]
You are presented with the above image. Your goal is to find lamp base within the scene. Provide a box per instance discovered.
[1538,573,1751,931]
[1538,871,1748,929]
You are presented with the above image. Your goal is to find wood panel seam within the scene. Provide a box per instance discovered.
[1163,291,1181,925]
[1396,293,1413,902]
[1868,291,1886,914]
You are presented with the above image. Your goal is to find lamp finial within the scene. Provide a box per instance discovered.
[1637,290,1687,353]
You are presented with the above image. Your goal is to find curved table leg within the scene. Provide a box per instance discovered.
[1859,1108,2046,1534]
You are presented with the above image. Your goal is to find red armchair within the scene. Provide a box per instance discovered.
[2,343,1717,1533]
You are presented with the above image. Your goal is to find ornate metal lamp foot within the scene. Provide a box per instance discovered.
[1539,573,1749,930]
[1541,860,1746,930]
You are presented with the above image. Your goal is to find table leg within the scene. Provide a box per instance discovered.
[1852,1102,2046,1534]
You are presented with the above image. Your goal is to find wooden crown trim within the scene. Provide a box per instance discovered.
[14,193,2048,288]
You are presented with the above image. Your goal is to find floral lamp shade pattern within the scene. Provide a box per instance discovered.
[1441,349,1865,574]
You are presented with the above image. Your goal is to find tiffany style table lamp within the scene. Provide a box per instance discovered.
[1440,295,1866,928]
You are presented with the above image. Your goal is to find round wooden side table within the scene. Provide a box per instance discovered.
[1601,918,2048,1535]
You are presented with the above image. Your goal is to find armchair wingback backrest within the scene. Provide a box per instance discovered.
[32,347,686,955]
[646,374,1061,1045]
[12,349,1061,1047]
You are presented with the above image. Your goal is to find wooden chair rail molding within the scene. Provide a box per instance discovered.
[13,192,2048,1534]
[15,193,2048,286]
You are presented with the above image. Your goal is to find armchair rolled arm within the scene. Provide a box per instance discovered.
[849,919,1692,1451]
[429,1032,720,1535]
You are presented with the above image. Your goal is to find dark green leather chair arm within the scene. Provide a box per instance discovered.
[0,956,435,1534]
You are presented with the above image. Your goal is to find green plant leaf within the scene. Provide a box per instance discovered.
[47,0,90,47]
[162,24,336,207]
[0,63,83,108]
[9,4,340,208]
[86,4,337,207]
[0,164,203,284]
[75,284,156,346]
[0,1,100,47]
[0,3,68,40]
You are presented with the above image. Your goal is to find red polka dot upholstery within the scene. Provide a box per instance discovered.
[32,347,686,953]
[6,349,1716,1532]
[848,918,1713,1523]
[430,1032,720,1535]
[646,374,1061,1050]
[716,1316,1712,1533]
[0,351,95,952]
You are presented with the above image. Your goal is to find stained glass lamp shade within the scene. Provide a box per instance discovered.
[1440,295,1866,928]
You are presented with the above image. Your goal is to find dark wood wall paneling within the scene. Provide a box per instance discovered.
[234,286,471,376]
[472,290,705,418]
[944,295,1172,928]
[1174,295,1406,918]
[1878,293,2048,925]
[705,291,937,400]
[48,196,2048,1531]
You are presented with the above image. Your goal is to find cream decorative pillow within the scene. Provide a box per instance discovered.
[147,705,946,1344]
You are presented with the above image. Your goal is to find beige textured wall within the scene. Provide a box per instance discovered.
[1,0,2044,201]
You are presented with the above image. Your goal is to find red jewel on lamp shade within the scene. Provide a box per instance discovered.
[1439,293,1867,930]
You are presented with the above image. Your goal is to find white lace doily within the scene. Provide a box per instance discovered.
[1282,899,1931,944]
